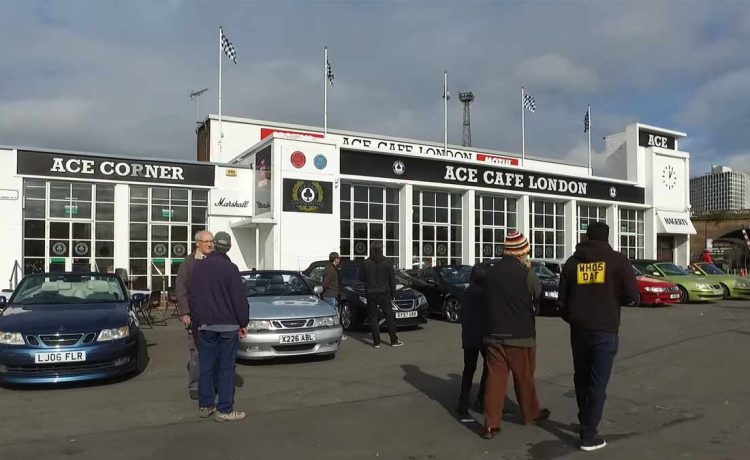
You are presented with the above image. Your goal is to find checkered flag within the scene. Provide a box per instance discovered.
[326,58,334,85]
[523,92,536,112]
[584,107,590,133]
[220,27,237,64]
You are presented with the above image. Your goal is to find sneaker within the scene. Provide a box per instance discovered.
[373,343,381,348]
[472,400,484,412]
[580,436,607,451]
[189,389,199,400]
[391,340,404,347]
[482,427,500,439]
[198,407,215,418]
[215,410,246,422]
[456,405,472,422]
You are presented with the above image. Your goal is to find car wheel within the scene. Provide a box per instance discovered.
[135,332,149,375]
[442,297,462,323]
[633,293,643,308]
[721,284,730,299]
[340,302,358,331]
[677,286,689,304]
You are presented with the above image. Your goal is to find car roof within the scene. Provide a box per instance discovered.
[239,270,302,275]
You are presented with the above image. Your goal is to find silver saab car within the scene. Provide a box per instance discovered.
[238,270,343,360]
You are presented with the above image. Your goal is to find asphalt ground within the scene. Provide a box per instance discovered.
[1,300,749,460]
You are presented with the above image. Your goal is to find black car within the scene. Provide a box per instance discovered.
[531,261,562,316]
[302,260,429,331]
[404,265,472,323]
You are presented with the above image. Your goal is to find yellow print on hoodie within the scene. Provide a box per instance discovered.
[577,262,606,284]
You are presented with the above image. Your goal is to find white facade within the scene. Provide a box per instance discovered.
[689,165,750,213]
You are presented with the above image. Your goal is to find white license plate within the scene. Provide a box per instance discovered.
[545,291,559,299]
[35,351,86,364]
[396,311,418,319]
[279,333,316,344]
[670,294,680,299]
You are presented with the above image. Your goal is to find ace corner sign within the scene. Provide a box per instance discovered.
[283,179,333,214]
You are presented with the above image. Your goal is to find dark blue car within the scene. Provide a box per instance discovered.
[0,273,148,385]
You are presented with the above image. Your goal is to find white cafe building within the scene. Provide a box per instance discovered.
[0,117,695,291]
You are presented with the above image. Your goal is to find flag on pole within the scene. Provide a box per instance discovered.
[442,86,451,101]
[220,27,237,64]
[584,107,590,133]
[522,92,536,112]
[326,58,334,85]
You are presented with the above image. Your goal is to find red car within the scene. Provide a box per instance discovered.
[633,266,682,307]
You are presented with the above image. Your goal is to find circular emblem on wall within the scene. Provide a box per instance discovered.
[290,180,326,212]
[173,244,187,257]
[354,242,367,255]
[483,244,492,256]
[423,243,434,256]
[313,154,328,170]
[437,244,448,256]
[534,247,543,258]
[74,242,89,256]
[495,245,504,256]
[290,151,306,168]
[392,161,405,176]
[545,247,553,258]
[153,243,168,257]
[51,241,68,256]
[609,186,617,198]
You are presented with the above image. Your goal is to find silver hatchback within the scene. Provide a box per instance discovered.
[238,271,343,360]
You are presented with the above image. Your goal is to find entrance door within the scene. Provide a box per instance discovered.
[148,224,190,291]
[657,235,675,262]
[48,221,93,272]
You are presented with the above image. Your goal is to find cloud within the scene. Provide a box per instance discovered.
[516,54,599,94]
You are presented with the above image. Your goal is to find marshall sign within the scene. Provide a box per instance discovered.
[17,150,215,186]
[341,150,645,204]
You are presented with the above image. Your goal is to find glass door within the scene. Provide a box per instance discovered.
[48,221,93,272]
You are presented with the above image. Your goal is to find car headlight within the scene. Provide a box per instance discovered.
[358,296,367,305]
[695,283,711,290]
[417,294,428,307]
[0,331,24,345]
[736,280,750,289]
[97,326,130,342]
[314,316,339,327]
[544,291,559,299]
[644,286,666,293]
[246,320,271,332]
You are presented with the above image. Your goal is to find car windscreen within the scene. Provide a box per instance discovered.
[11,274,127,305]
[241,272,312,297]
[436,266,471,284]
[697,263,725,275]
[656,263,690,276]
[532,263,556,279]
[339,264,362,284]
[632,265,644,276]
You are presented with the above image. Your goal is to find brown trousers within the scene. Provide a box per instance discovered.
[483,344,542,429]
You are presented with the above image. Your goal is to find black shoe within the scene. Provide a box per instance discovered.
[189,390,199,400]
[534,408,551,423]
[235,374,244,388]
[482,427,500,439]
[457,404,471,422]
[580,436,606,451]
[391,340,404,347]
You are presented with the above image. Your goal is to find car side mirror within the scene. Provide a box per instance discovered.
[313,285,324,295]
[0,296,6,309]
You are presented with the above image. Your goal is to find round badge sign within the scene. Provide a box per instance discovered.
[483,244,492,256]
[173,244,187,257]
[74,242,89,256]
[423,244,434,256]
[437,244,448,256]
[290,151,306,168]
[51,241,67,256]
[354,242,367,255]
[153,243,168,257]
[392,161,405,176]
[313,154,327,170]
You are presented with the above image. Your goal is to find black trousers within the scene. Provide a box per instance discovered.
[367,293,398,345]
[570,327,619,442]
[459,346,487,409]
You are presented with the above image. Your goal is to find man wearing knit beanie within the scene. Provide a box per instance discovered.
[481,230,549,439]
[558,221,638,451]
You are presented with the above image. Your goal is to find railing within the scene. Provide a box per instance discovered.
[8,260,21,290]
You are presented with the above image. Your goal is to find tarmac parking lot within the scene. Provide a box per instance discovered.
[1,300,749,460]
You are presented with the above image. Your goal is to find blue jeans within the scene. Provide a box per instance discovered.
[323,297,338,310]
[197,330,239,414]
[570,327,619,442]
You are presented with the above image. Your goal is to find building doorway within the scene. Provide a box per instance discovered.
[657,235,675,262]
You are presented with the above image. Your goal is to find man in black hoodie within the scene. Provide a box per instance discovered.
[558,222,638,451]
[360,241,403,348]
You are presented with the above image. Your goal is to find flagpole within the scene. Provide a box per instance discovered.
[218,26,223,155]
[324,46,328,136]
[444,71,448,156]
[587,105,592,175]
[521,87,526,167]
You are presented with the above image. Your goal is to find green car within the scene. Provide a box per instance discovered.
[688,262,750,299]
[631,260,723,303]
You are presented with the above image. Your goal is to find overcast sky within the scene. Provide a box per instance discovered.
[2,0,750,177]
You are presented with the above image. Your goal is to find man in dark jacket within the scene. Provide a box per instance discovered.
[482,230,549,439]
[322,252,341,308]
[458,262,489,421]
[359,241,403,348]
[176,230,213,400]
[558,222,639,451]
[190,231,249,422]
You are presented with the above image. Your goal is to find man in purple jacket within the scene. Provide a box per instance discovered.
[190,231,249,422]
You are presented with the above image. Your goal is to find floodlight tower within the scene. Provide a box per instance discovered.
[458,91,474,147]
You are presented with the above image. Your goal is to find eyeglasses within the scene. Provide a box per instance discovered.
[197,240,214,243]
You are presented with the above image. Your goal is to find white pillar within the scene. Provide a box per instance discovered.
[607,204,618,251]
[400,184,413,269]
[113,184,130,272]
[463,189,476,264]
[644,208,657,260]
[517,195,531,236]
[565,200,577,258]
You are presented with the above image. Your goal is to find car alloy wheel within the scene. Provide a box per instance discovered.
[721,284,730,299]
[340,302,354,330]
[677,286,689,304]
[443,297,461,323]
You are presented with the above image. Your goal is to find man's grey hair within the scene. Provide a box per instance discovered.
[194,230,213,242]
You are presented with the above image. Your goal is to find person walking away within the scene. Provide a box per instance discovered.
[558,222,638,451]
[458,262,489,421]
[482,230,550,439]
[176,230,214,400]
[360,241,403,348]
[190,231,249,422]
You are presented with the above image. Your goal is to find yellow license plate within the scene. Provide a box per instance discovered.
[577,262,606,284]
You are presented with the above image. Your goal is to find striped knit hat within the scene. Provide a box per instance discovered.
[504,230,530,257]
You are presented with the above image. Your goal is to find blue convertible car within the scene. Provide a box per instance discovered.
[0,273,147,385]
